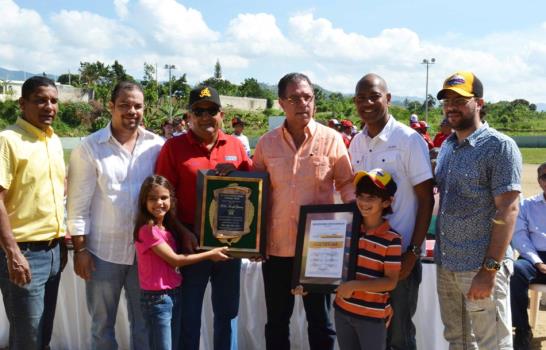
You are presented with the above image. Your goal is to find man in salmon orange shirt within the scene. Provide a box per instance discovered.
[253,73,355,350]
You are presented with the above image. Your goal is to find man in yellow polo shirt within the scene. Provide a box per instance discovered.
[0,76,66,350]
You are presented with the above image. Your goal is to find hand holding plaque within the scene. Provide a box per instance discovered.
[195,170,269,258]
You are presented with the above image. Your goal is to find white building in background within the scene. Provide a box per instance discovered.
[220,95,280,111]
[0,80,90,102]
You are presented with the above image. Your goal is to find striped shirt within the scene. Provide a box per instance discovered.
[334,220,401,320]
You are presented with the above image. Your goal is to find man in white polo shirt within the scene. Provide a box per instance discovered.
[348,73,434,350]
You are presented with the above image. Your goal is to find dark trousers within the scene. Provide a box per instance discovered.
[262,256,336,350]
[178,258,241,350]
[510,251,546,330]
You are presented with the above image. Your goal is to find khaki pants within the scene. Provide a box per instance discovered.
[436,261,513,350]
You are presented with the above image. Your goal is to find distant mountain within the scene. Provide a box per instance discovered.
[0,67,57,82]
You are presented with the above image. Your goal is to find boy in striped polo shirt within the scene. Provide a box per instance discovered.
[334,169,402,350]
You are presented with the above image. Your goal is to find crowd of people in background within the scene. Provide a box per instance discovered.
[0,68,541,350]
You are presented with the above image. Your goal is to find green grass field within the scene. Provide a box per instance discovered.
[520,148,546,164]
[64,147,545,164]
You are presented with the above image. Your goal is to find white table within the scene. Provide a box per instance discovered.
[1,258,447,349]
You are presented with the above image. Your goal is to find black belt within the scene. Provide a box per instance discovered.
[17,238,61,251]
[141,287,181,296]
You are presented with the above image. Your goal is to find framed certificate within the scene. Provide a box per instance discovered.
[195,170,269,258]
[292,203,361,293]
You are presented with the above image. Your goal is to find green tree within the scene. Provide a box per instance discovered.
[111,60,134,83]
[57,73,80,86]
[79,61,112,103]
[239,78,263,98]
[200,77,238,96]
[142,62,159,106]
[214,59,222,79]
[171,74,191,104]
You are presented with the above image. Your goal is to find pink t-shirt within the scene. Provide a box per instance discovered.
[135,224,182,291]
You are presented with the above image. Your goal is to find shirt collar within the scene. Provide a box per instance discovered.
[446,122,490,148]
[16,117,54,138]
[362,114,395,142]
[281,118,317,137]
[97,123,155,144]
[363,220,391,236]
[187,129,227,147]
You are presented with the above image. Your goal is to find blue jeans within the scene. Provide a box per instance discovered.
[334,310,386,350]
[0,241,61,350]
[178,258,241,350]
[262,256,336,350]
[510,252,546,330]
[140,288,181,350]
[86,254,149,350]
[387,259,421,350]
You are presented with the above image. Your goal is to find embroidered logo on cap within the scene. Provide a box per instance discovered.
[446,75,466,86]
[199,87,212,98]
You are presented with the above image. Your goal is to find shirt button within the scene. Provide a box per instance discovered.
[369,149,372,152]
[442,252,446,256]
[441,232,445,236]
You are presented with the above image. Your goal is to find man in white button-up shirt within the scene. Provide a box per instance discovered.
[348,74,433,350]
[67,82,164,350]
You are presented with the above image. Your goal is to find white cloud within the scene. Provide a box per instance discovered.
[226,13,303,57]
[289,14,420,62]
[114,0,130,19]
[52,10,144,50]
[1,0,545,103]
[133,0,219,54]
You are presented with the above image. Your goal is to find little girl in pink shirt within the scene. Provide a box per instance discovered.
[134,175,228,350]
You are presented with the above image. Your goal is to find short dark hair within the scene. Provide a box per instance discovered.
[277,73,313,98]
[111,81,143,104]
[21,76,56,99]
[355,176,393,216]
[537,162,546,176]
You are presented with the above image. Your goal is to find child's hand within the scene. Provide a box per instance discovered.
[336,281,356,299]
[291,285,308,296]
[209,247,230,262]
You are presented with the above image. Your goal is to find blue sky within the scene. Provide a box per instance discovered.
[3,0,546,103]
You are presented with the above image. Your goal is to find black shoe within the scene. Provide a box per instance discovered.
[514,327,533,350]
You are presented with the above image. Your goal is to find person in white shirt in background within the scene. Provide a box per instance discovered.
[67,81,193,350]
[511,162,546,350]
[231,116,251,156]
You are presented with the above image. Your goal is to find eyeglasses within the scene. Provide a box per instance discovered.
[192,107,219,117]
[539,174,546,181]
[284,94,314,106]
[354,93,384,103]
[442,97,474,107]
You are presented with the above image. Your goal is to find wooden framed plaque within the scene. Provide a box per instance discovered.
[195,170,269,258]
[292,203,361,293]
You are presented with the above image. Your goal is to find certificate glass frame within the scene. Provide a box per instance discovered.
[195,170,269,258]
[292,203,361,293]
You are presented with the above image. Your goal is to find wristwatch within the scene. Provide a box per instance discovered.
[482,257,501,271]
[406,244,422,257]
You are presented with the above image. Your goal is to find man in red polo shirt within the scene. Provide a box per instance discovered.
[155,86,251,350]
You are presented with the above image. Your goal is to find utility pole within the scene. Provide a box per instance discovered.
[421,58,436,122]
[164,64,176,117]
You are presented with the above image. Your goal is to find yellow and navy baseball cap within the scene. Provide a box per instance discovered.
[188,86,221,109]
[436,71,483,100]
[353,168,397,197]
